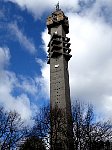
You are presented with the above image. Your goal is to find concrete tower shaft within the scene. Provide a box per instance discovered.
[47,5,74,150]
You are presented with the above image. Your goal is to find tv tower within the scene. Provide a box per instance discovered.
[47,3,74,149]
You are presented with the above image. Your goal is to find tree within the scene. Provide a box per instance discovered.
[72,100,112,150]
[30,101,112,150]
[19,135,46,150]
[0,107,28,150]
[31,105,50,149]
[50,106,74,150]
[72,101,94,149]
[32,105,73,150]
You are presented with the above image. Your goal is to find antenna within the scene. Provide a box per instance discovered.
[56,1,60,11]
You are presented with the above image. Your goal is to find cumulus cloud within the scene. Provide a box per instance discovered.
[68,13,112,113]
[8,23,36,54]
[0,47,37,120]
[35,59,50,99]
[82,0,112,23]
[6,0,112,20]
[0,72,32,120]
[6,0,79,17]
[18,76,38,96]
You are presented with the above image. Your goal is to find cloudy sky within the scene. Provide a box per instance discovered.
[0,0,112,121]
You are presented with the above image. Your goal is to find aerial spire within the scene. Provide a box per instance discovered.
[56,1,60,11]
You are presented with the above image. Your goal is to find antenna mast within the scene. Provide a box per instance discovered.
[56,1,60,11]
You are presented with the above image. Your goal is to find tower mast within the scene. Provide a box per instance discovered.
[47,4,74,150]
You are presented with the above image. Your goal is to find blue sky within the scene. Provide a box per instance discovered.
[0,0,112,122]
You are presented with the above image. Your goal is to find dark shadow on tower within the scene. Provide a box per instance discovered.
[47,3,74,150]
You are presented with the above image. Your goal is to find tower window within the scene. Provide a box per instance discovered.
[55,64,59,68]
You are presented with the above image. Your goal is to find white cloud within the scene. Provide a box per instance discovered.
[0,47,37,120]
[68,13,112,111]
[35,58,50,100]
[6,0,112,20]
[0,71,32,120]
[83,0,112,23]
[18,76,38,96]
[8,23,36,54]
[6,0,79,17]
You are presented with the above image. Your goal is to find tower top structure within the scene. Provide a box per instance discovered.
[46,4,69,34]
[46,4,71,64]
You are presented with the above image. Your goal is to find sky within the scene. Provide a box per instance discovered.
[0,0,112,122]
